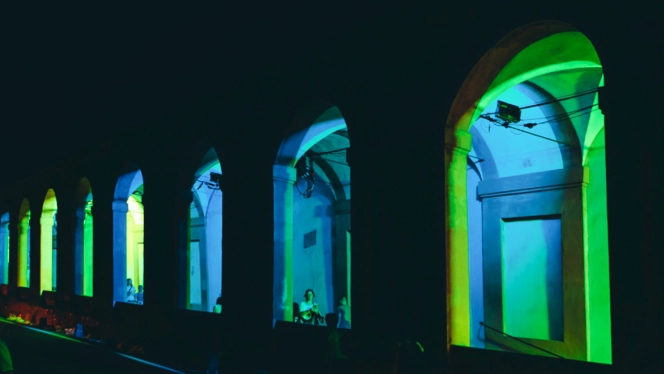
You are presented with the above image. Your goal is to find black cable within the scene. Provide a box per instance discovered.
[521,104,598,124]
[519,88,598,110]
[482,88,599,116]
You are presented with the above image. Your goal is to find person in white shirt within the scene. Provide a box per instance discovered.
[298,289,323,324]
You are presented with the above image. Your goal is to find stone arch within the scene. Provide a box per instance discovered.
[273,102,352,327]
[113,163,144,305]
[73,177,93,296]
[445,21,610,364]
[182,146,223,312]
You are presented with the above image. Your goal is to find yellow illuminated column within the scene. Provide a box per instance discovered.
[273,165,296,322]
[444,126,472,347]
[40,210,56,293]
[17,215,30,287]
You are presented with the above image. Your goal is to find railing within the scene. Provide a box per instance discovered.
[480,322,565,359]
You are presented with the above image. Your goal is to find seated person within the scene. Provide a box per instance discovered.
[299,289,324,324]
[337,296,351,329]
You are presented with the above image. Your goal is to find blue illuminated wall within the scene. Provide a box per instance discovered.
[0,212,9,284]
[292,177,335,316]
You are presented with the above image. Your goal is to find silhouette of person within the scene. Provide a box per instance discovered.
[324,313,354,374]
[136,285,144,305]
[126,278,136,303]
[337,296,351,329]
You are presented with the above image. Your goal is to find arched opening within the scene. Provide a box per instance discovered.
[73,177,94,296]
[184,148,223,312]
[40,189,58,293]
[273,105,352,329]
[17,198,31,287]
[114,167,144,305]
[0,212,10,284]
[445,22,610,364]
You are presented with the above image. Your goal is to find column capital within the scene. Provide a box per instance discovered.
[273,165,297,184]
[334,199,351,214]
[112,199,129,213]
[444,126,472,154]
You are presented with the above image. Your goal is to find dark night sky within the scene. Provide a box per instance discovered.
[0,2,659,189]
[0,2,404,187]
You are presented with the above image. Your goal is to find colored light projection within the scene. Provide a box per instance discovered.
[185,148,222,312]
[17,198,31,287]
[1,212,9,284]
[447,25,611,364]
[73,177,93,296]
[273,106,351,328]
[114,168,144,305]
[41,189,58,293]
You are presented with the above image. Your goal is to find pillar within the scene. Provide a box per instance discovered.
[176,189,193,310]
[83,207,93,296]
[17,215,30,287]
[90,186,114,308]
[0,217,9,284]
[444,126,472,347]
[273,164,296,322]
[74,207,85,295]
[112,199,128,304]
[333,199,351,308]
[53,201,75,295]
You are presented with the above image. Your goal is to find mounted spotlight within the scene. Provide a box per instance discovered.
[295,154,315,198]
[209,172,222,189]
[496,101,521,123]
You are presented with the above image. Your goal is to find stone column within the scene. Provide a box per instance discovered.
[83,207,93,296]
[444,126,472,347]
[333,199,351,307]
[273,165,296,322]
[17,216,30,287]
[112,199,128,304]
[73,207,85,295]
[176,189,193,310]
[0,218,9,284]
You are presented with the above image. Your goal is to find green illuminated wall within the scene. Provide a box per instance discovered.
[446,22,611,364]
[17,198,30,287]
[83,202,93,296]
[502,217,563,341]
[40,188,58,293]
[0,212,9,284]
[127,194,144,291]
[74,178,94,297]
